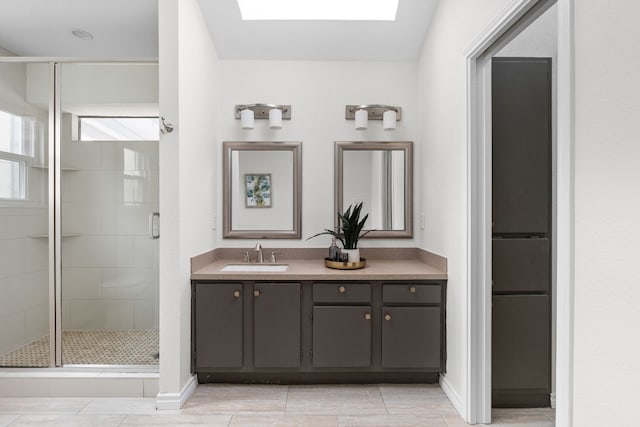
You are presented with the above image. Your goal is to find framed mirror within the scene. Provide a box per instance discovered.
[335,141,413,238]
[223,141,302,239]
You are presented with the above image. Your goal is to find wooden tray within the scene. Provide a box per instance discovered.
[324,257,366,270]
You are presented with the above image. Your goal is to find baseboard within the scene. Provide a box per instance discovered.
[156,374,197,410]
[550,392,556,408]
[440,374,465,418]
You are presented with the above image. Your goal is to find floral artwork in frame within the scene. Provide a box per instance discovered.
[245,173,272,208]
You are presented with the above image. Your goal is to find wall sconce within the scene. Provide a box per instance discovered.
[345,104,402,131]
[235,103,291,129]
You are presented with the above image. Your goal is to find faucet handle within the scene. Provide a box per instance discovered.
[271,251,281,263]
[241,251,252,263]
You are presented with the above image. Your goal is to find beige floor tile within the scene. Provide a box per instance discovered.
[120,414,232,426]
[184,384,288,415]
[0,414,19,427]
[339,414,448,427]
[378,384,446,399]
[78,398,157,415]
[489,408,555,426]
[8,414,124,426]
[443,414,473,426]
[285,385,387,416]
[0,398,90,414]
[230,415,338,426]
[378,384,458,415]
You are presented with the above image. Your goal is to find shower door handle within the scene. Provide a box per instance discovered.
[149,212,160,239]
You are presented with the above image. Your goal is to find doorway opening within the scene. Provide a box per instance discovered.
[465,0,573,424]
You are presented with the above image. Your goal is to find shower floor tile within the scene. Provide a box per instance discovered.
[0,330,159,367]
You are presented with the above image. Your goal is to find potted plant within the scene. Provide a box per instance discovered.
[308,202,372,262]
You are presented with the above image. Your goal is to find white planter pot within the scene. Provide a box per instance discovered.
[342,248,360,263]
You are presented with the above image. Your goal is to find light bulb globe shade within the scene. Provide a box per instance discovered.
[240,108,254,129]
[269,108,282,129]
[355,109,368,130]
[383,109,397,130]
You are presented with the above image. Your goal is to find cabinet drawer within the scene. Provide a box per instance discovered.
[313,283,371,303]
[383,283,441,304]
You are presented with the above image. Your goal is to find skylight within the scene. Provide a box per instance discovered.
[237,0,399,21]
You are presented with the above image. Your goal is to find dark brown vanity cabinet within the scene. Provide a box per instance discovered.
[192,282,301,371]
[193,282,244,369]
[312,283,372,368]
[192,280,446,383]
[253,283,301,368]
[382,284,443,369]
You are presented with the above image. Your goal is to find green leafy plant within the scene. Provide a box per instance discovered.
[308,202,373,249]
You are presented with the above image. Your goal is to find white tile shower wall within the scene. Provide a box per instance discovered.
[0,208,49,356]
[60,114,159,332]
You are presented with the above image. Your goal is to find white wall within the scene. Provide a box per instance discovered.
[416,0,516,414]
[158,0,219,402]
[573,1,640,425]
[218,60,418,248]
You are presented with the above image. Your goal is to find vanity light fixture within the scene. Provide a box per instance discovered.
[235,103,291,130]
[345,104,401,131]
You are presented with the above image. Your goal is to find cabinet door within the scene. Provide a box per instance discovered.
[194,283,243,369]
[492,238,550,293]
[492,58,551,235]
[312,306,372,368]
[492,295,550,393]
[382,307,441,369]
[253,283,301,368]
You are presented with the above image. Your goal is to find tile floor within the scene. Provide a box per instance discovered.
[0,384,555,426]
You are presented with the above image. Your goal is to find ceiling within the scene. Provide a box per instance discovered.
[0,0,437,61]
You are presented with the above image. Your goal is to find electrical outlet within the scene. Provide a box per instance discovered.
[420,212,425,230]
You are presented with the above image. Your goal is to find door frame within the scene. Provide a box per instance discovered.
[464,0,574,424]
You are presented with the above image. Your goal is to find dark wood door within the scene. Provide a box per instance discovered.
[312,306,372,368]
[253,283,301,368]
[194,283,243,369]
[382,306,441,369]
[492,295,551,406]
[492,58,551,235]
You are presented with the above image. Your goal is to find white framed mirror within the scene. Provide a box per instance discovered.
[335,141,413,238]
[223,141,302,239]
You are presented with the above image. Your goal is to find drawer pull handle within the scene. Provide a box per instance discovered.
[339,286,346,294]
[384,313,392,321]
[364,313,371,320]
[254,290,260,297]
[409,286,416,294]
[233,290,241,298]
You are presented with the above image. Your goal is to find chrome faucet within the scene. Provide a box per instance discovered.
[254,242,264,264]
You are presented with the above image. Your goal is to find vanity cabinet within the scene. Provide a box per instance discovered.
[253,283,301,368]
[192,279,446,383]
[193,282,243,369]
[312,283,372,368]
[381,283,443,369]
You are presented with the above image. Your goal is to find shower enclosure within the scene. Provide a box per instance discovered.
[0,60,159,368]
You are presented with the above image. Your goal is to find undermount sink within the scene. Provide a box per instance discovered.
[221,264,288,272]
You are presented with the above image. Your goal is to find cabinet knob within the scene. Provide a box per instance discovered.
[384,313,392,321]
[339,286,346,294]
[254,290,260,297]
[364,313,371,320]
[233,290,241,298]
[409,286,416,294]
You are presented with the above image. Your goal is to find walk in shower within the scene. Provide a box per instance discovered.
[0,60,159,368]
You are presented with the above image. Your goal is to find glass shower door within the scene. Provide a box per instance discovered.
[59,63,159,366]
[0,62,51,367]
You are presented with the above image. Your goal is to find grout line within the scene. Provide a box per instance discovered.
[377,384,390,415]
